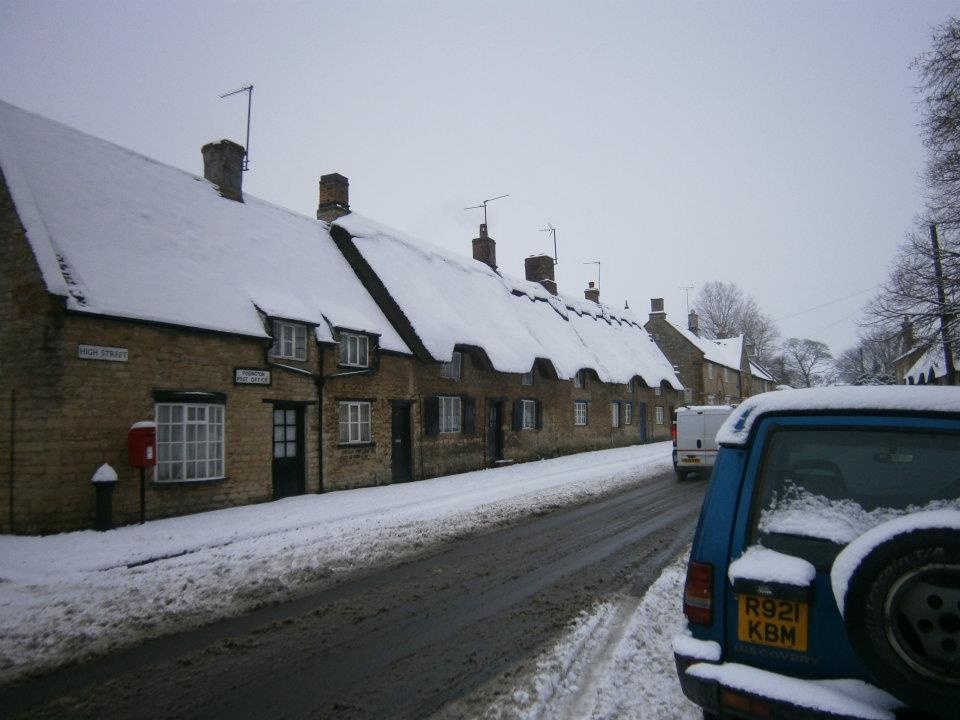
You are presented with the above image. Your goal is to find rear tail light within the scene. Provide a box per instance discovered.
[684,561,713,625]
[671,421,677,446]
[721,690,771,718]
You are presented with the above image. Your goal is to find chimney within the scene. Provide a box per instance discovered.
[202,140,246,202]
[472,224,497,271]
[688,310,700,336]
[317,173,350,222]
[649,298,666,321]
[584,281,600,304]
[524,254,557,295]
[746,342,757,359]
[901,318,915,350]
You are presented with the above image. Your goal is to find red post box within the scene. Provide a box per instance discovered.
[128,421,157,468]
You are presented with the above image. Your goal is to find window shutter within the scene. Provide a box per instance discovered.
[512,400,522,431]
[424,396,440,437]
[462,397,476,434]
[535,401,543,430]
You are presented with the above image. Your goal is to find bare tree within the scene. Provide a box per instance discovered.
[780,338,833,388]
[864,223,959,365]
[833,328,903,385]
[692,281,780,357]
[915,17,960,224]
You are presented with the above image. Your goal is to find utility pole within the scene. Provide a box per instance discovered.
[929,223,956,384]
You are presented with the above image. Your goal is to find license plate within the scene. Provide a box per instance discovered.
[737,594,808,651]
[682,457,701,464]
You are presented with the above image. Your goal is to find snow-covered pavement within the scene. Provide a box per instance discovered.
[0,442,699,717]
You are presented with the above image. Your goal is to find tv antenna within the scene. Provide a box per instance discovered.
[220,84,253,171]
[465,194,509,228]
[540,224,558,265]
[583,260,600,289]
[680,284,694,314]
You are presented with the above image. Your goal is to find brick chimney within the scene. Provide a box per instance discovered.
[584,281,600,304]
[688,310,700,336]
[649,298,666,321]
[472,224,497,271]
[317,173,350,222]
[524,254,557,295]
[202,140,245,202]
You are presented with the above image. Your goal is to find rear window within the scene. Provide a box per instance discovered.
[750,427,960,556]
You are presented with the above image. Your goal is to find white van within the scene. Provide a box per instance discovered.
[671,405,735,479]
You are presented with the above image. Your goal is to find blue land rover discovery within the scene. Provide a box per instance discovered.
[673,386,960,720]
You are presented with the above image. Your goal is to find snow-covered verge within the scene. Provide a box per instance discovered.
[478,552,701,720]
[0,443,673,684]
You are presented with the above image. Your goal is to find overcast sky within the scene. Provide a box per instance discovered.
[2,1,958,357]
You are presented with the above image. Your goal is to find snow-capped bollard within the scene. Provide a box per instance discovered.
[91,462,118,531]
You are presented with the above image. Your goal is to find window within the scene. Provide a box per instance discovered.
[521,399,537,429]
[339,332,369,368]
[270,320,307,361]
[625,402,633,425]
[521,371,534,386]
[684,388,693,403]
[724,395,732,405]
[655,406,665,424]
[574,370,586,389]
[156,403,224,481]
[574,401,588,426]
[441,351,462,379]
[655,386,662,396]
[626,378,635,393]
[724,367,730,382]
[439,396,462,432]
[273,408,298,458]
[707,394,716,405]
[612,401,621,428]
[338,401,371,444]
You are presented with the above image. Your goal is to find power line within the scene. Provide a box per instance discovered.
[773,286,877,322]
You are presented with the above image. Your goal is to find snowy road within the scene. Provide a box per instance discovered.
[0,448,705,719]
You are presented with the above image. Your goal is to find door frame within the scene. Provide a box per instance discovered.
[271,402,306,499]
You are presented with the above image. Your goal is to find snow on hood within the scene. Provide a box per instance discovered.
[335,213,682,387]
[716,386,960,447]
[831,509,960,616]
[0,100,409,353]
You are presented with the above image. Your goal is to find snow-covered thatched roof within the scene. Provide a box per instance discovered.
[903,343,958,385]
[334,214,683,389]
[0,100,409,353]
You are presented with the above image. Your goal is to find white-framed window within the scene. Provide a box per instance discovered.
[684,388,693,403]
[269,320,307,361]
[338,401,371,444]
[339,332,369,368]
[655,406,665,424]
[724,395,732,405]
[724,367,730,382]
[441,351,462,379]
[708,363,714,380]
[574,400,588,426]
[521,399,537,430]
[626,378,635,393]
[574,370,586,389]
[521,371,533,386]
[707,394,716,405]
[156,403,224,482]
[611,401,621,428]
[655,386,662,396]
[625,402,633,425]
[439,396,462,432]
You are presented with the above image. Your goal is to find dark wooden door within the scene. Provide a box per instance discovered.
[638,402,648,442]
[272,405,305,499]
[391,402,412,483]
[487,400,503,463]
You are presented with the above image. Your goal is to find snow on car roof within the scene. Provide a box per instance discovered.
[716,386,960,447]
